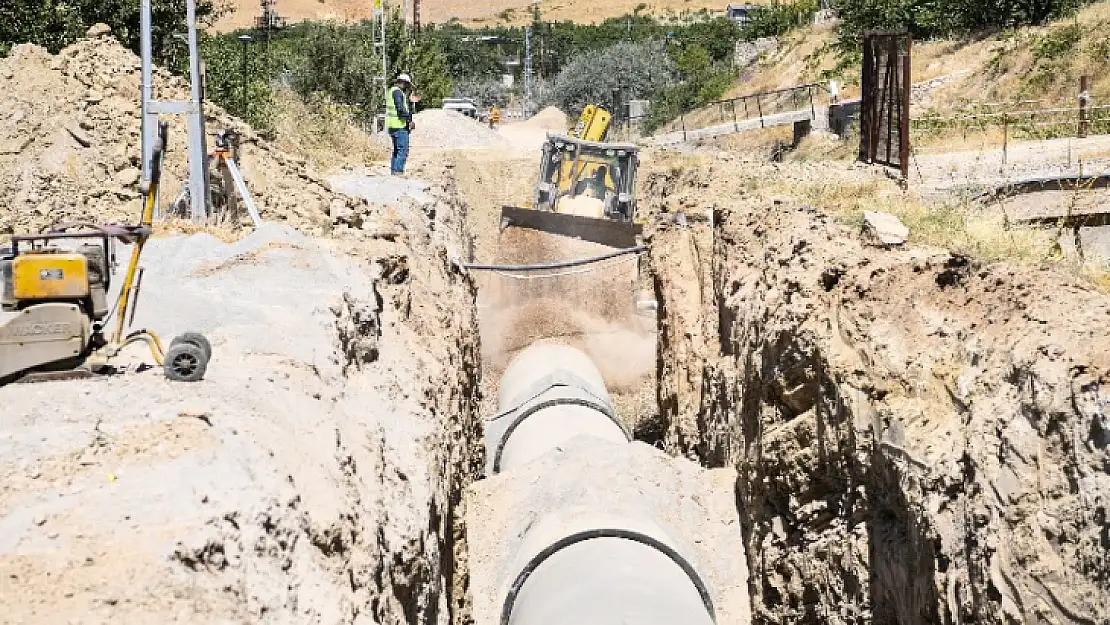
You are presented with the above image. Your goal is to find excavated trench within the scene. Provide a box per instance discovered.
[449,150,1108,625]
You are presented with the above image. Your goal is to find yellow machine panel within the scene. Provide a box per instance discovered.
[11,255,90,300]
[572,105,612,142]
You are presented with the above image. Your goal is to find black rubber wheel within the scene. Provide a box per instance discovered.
[164,342,208,382]
[171,332,212,361]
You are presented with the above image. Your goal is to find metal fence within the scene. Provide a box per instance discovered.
[671,83,824,141]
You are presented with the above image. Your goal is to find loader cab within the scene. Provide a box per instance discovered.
[534,135,638,223]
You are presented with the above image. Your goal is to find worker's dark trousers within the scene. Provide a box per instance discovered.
[390,128,410,174]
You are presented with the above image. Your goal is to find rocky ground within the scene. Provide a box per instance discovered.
[645,152,1110,624]
[0,168,483,625]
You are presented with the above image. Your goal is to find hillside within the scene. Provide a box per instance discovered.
[721,2,1110,111]
[213,0,753,31]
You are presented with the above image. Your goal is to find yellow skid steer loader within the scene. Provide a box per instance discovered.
[500,133,642,249]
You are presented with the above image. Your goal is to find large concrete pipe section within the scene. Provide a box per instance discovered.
[485,343,630,474]
[468,344,740,625]
[500,510,716,625]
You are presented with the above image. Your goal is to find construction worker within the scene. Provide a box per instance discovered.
[386,73,417,175]
[489,106,501,129]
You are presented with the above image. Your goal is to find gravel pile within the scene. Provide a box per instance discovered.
[376,108,509,149]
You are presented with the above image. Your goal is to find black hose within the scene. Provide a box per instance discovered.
[463,245,645,272]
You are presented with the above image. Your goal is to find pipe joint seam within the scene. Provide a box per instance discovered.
[496,369,612,418]
[499,528,718,625]
[491,394,630,474]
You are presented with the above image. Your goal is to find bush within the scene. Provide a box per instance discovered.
[1033,23,1083,60]
[745,0,820,40]
[452,76,511,108]
[544,40,676,116]
[833,0,1093,40]
[0,0,223,58]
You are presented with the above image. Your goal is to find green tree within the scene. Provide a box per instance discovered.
[195,32,274,131]
[0,0,224,58]
[832,0,1092,40]
[642,42,734,131]
[544,40,676,116]
[745,0,820,40]
[283,14,451,121]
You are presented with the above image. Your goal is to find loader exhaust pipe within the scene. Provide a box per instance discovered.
[486,344,716,625]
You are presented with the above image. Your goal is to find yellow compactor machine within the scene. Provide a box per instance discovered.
[0,122,211,385]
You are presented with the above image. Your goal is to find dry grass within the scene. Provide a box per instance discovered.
[774,172,1110,291]
[731,23,843,97]
[269,90,387,172]
[769,174,1058,264]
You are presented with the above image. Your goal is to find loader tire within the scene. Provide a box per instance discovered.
[164,343,208,382]
[171,332,211,361]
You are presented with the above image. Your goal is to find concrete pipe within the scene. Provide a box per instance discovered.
[486,344,630,474]
[499,511,716,625]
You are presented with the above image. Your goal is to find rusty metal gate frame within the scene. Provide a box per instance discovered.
[860,32,912,178]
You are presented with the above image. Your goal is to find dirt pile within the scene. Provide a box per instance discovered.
[647,155,1110,623]
[519,106,569,131]
[0,28,358,236]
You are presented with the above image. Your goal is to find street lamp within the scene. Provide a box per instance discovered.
[237,34,253,117]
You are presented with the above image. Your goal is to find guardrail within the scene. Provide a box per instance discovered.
[656,83,827,144]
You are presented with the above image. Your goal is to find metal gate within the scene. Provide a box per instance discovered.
[860,33,912,178]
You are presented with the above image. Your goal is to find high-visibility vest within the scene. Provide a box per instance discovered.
[385,86,407,130]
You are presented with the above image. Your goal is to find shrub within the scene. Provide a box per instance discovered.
[1033,23,1083,60]
[545,40,676,116]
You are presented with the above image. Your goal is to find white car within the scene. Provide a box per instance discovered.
[443,98,479,120]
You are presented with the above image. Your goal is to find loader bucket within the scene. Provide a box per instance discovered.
[500,206,643,249]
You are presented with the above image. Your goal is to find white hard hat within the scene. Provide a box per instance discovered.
[396,73,413,84]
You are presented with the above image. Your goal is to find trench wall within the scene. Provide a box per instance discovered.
[646,163,1110,624]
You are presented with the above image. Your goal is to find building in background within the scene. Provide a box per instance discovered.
[725,4,762,26]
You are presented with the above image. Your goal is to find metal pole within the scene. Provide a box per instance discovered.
[524,26,534,117]
[1079,75,1090,139]
[140,0,154,182]
[900,36,912,180]
[1002,114,1009,170]
[185,0,209,222]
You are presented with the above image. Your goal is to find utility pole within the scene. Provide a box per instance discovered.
[140,0,153,181]
[141,0,210,222]
[524,26,533,117]
[372,0,389,130]
[413,0,421,33]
